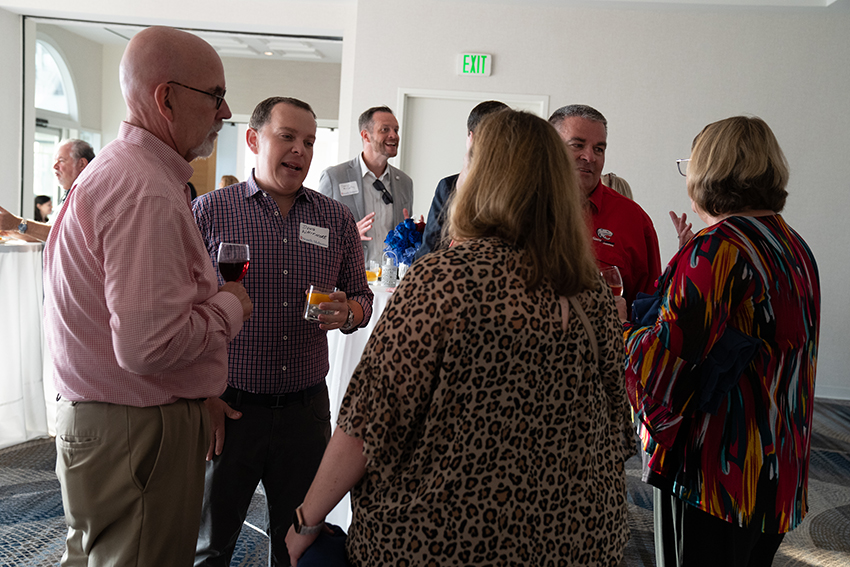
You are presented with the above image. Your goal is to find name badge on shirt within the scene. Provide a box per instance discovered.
[300,223,329,248]
[339,181,359,196]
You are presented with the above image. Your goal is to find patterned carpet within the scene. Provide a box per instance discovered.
[1,398,848,566]
[620,398,850,567]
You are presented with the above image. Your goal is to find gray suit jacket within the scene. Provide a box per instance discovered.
[318,156,413,260]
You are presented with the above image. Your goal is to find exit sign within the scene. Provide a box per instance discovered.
[457,53,492,77]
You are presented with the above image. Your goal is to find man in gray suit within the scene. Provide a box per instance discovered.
[318,106,413,264]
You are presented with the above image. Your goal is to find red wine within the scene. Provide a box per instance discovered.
[219,260,249,282]
[610,284,623,297]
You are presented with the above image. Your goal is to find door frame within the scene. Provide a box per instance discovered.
[395,88,549,172]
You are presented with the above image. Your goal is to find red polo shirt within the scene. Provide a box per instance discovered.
[587,180,662,307]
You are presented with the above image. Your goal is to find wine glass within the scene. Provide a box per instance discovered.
[217,243,250,283]
[600,266,624,297]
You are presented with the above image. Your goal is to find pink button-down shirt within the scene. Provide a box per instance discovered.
[44,122,244,407]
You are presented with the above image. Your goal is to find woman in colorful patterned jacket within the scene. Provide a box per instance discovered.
[624,116,820,567]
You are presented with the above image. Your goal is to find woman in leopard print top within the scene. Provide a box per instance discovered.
[287,110,635,567]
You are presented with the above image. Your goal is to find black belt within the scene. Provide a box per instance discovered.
[221,383,326,409]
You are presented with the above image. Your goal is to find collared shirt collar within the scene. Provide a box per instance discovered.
[359,152,389,183]
[244,168,314,204]
[118,121,195,185]
[586,179,609,214]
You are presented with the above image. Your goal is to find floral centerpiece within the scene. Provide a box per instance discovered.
[383,218,425,266]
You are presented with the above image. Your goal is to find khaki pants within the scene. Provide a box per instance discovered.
[55,398,210,567]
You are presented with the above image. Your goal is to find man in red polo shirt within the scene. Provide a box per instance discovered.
[549,104,661,310]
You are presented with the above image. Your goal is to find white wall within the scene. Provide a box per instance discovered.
[0,7,21,214]
[221,57,341,121]
[342,0,850,399]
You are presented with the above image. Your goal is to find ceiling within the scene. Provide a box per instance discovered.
[591,0,846,5]
[34,18,344,64]
[29,0,849,63]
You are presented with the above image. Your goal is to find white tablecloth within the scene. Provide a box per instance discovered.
[0,241,50,449]
[325,284,395,428]
[324,283,395,528]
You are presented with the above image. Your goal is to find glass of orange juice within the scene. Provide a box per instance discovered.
[365,261,378,283]
[303,285,337,321]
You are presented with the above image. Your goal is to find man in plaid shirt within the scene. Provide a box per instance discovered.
[193,97,373,566]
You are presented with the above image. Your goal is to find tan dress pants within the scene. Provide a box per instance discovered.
[55,398,209,567]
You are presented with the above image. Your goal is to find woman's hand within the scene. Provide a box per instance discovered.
[614,296,628,323]
[285,525,322,566]
[669,211,695,249]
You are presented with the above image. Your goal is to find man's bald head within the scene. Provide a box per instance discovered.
[119,26,231,161]
[120,27,220,111]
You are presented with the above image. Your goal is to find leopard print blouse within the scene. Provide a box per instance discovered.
[338,238,635,566]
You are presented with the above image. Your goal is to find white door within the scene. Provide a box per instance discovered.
[396,89,549,219]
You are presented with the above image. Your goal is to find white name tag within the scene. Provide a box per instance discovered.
[300,223,329,248]
[339,181,359,196]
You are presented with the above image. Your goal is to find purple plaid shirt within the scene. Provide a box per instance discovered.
[193,174,373,393]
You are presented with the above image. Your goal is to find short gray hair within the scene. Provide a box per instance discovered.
[63,139,95,163]
[548,104,607,133]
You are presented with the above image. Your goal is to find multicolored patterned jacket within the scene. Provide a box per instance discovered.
[624,214,820,533]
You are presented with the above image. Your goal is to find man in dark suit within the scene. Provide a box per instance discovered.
[414,100,508,261]
[318,106,413,264]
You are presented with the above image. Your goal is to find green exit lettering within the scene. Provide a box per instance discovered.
[463,54,487,74]
[457,53,491,77]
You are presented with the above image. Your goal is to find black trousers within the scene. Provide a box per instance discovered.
[195,384,331,567]
[654,488,786,567]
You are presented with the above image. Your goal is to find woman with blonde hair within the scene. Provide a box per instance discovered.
[601,172,633,200]
[625,116,820,567]
[219,174,239,188]
[286,110,635,566]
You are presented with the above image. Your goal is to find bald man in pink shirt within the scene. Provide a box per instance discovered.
[43,26,251,567]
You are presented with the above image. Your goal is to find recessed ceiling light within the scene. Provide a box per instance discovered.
[264,51,273,56]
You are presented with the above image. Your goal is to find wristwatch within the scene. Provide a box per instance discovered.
[292,505,323,535]
[340,306,355,331]
[17,219,28,234]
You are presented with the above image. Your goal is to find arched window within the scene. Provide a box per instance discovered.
[32,36,84,210]
[34,38,77,120]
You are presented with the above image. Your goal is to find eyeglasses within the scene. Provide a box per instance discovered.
[373,179,394,205]
[168,81,226,110]
[676,159,689,177]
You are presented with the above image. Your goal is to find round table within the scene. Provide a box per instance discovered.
[325,284,395,428]
[0,240,50,449]
[324,283,395,528]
